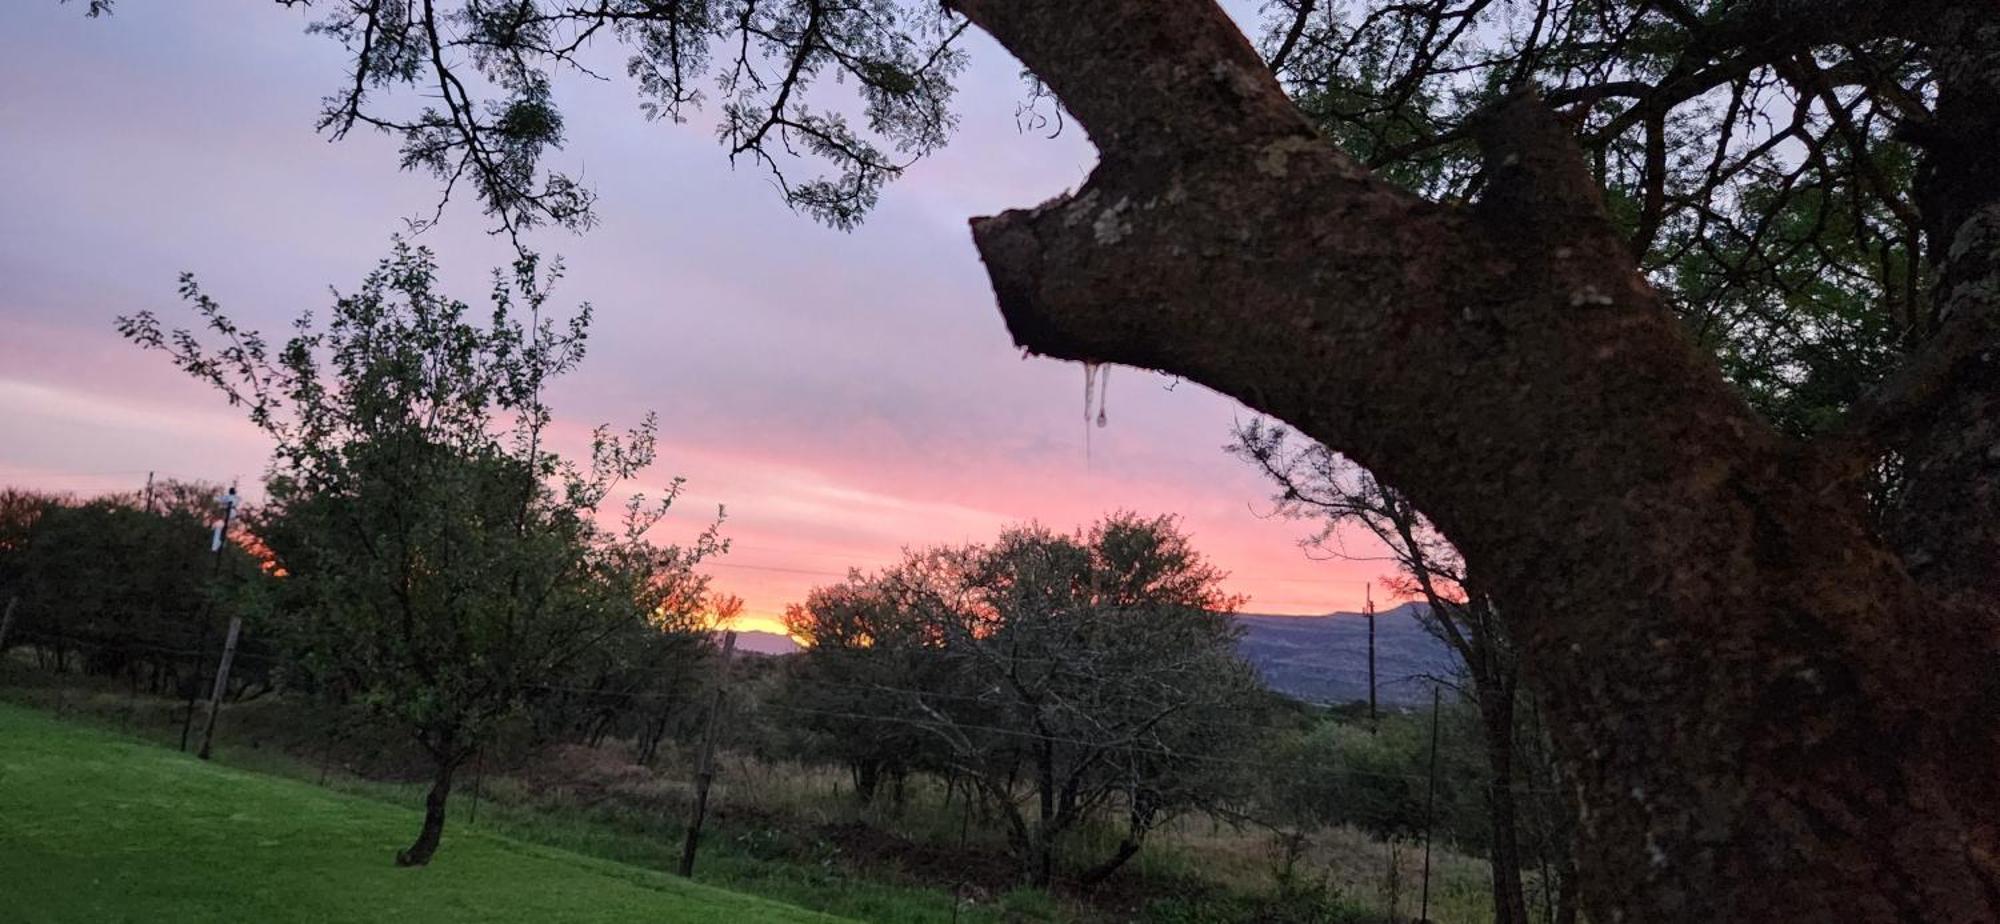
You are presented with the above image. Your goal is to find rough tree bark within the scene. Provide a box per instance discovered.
[1886,9,2000,605]
[1474,668,1531,924]
[396,749,462,868]
[943,0,2000,920]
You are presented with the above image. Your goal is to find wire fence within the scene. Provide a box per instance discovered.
[2,625,1564,798]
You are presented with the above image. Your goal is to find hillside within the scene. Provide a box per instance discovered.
[1233,602,1458,707]
[732,610,1457,707]
[0,704,849,924]
[731,630,804,656]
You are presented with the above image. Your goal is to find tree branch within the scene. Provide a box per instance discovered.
[943,2,2000,918]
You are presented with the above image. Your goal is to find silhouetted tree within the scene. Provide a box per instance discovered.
[121,241,723,867]
[71,0,2000,916]
[778,575,948,808]
[1232,419,1557,923]
[0,482,266,693]
[889,514,1266,887]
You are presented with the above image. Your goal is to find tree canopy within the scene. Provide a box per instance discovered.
[120,240,725,866]
[780,513,1266,887]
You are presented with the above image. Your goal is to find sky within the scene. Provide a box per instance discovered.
[0,2,1394,637]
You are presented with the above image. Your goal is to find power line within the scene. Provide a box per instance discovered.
[515,673,1521,791]
[9,631,1553,795]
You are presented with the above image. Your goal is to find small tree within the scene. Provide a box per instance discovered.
[121,241,723,866]
[554,591,733,763]
[889,513,1265,887]
[779,574,951,807]
[0,482,266,690]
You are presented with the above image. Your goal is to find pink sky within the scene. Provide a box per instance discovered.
[0,3,1393,637]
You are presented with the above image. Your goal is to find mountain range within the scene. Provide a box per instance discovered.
[730,630,805,656]
[730,603,1457,707]
[1232,602,1459,707]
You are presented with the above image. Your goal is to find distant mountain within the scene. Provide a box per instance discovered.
[730,630,802,656]
[1233,602,1458,707]
[721,609,1454,702]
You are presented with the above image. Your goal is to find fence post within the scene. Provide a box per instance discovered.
[196,616,242,760]
[0,596,17,653]
[181,484,238,752]
[469,749,486,825]
[677,630,737,877]
[318,725,336,786]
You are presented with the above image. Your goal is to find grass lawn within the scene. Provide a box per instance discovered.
[0,703,852,923]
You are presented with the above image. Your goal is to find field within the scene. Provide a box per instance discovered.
[0,703,849,924]
[0,662,1509,924]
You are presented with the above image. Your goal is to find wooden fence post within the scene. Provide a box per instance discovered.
[677,631,737,877]
[0,595,18,653]
[468,750,486,825]
[196,616,242,760]
[181,484,238,752]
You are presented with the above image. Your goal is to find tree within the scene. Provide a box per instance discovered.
[530,583,725,762]
[0,482,267,694]
[881,514,1266,887]
[1232,419,1564,924]
[120,241,724,866]
[944,2,2000,918]
[1257,0,1928,448]
[70,0,2000,916]
[778,574,950,808]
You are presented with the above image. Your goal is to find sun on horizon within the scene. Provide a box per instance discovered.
[720,610,795,640]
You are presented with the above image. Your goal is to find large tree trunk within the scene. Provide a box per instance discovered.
[943,1,2000,920]
[1475,681,1530,924]
[396,752,460,868]
[1887,11,2000,602]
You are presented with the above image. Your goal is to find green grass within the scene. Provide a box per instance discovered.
[0,703,853,924]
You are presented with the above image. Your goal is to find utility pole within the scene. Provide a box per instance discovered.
[196,615,241,760]
[1366,583,1379,730]
[143,471,155,513]
[678,630,737,878]
[1420,684,1441,923]
[180,483,239,752]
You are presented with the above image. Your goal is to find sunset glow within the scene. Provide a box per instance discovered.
[0,2,1394,633]
[722,611,795,639]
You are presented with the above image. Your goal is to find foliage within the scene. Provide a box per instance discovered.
[1255,0,1930,441]
[1264,707,1487,847]
[0,482,269,691]
[543,598,725,764]
[118,239,723,864]
[191,0,970,233]
[780,513,1269,887]
[777,575,953,805]
[75,0,1929,445]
